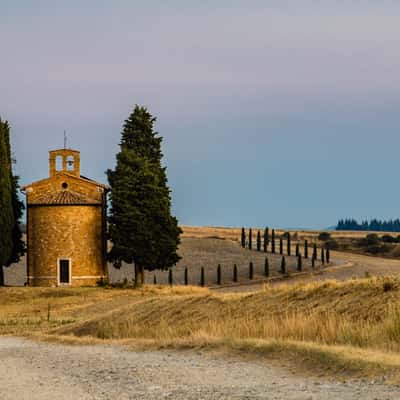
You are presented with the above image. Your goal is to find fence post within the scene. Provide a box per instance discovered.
[287,233,291,256]
[264,227,269,252]
[184,267,188,285]
[304,240,308,259]
[217,264,221,285]
[279,238,283,255]
[326,248,330,264]
[153,274,157,285]
[312,254,316,269]
[295,243,299,257]
[233,264,238,282]
[313,243,317,260]
[321,248,325,264]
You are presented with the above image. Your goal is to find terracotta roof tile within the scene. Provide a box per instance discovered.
[31,190,101,205]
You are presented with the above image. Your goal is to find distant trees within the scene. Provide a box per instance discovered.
[107,105,181,287]
[337,218,400,232]
[0,119,24,286]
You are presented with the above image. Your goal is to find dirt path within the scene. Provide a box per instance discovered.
[0,337,399,399]
[215,250,400,292]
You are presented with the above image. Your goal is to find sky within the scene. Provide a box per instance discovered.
[1,1,400,229]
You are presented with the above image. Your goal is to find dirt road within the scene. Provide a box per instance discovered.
[0,337,399,400]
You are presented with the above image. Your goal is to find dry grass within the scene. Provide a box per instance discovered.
[3,278,400,378]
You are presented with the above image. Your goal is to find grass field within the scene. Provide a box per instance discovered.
[3,277,400,380]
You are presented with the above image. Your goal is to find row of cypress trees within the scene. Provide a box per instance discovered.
[0,118,25,286]
[159,250,330,286]
[241,227,330,262]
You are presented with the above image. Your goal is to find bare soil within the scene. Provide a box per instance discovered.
[1,337,399,400]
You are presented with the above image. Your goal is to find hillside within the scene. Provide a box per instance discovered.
[2,277,400,379]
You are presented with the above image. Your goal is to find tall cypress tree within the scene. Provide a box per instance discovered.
[107,106,181,287]
[271,229,276,254]
[0,119,24,286]
[287,232,291,256]
[241,227,246,248]
[263,227,269,252]
[248,228,252,250]
[256,230,261,251]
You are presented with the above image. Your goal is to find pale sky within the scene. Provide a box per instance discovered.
[2,1,400,228]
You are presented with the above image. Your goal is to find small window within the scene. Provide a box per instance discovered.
[55,155,63,171]
[66,155,74,171]
[61,182,68,189]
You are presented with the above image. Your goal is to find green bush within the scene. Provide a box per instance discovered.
[318,232,331,241]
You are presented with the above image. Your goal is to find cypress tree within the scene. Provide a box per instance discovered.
[249,261,254,280]
[107,106,181,287]
[233,264,238,282]
[326,248,330,264]
[279,237,283,255]
[297,255,302,272]
[295,243,300,257]
[200,267,205,287]
[249,228,252,250]
[263,227,269,252]
[256,230,261,251]
[280,256,286,274]
[0,119,24,286]
[271,229,276,254]
[304,240,308,259]
[168,269,173,286]
[184,267,188,285]
[287,232,291,256]
[264,257,269,277]
[241,227,246,248]
[217,264,221,285]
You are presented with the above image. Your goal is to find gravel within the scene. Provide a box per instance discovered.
[0,337,399,399]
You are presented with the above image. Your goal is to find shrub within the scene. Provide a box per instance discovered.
[325,239,339,250]
[318,232,331,241]
[381,234,397,243]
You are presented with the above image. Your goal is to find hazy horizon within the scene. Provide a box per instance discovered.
[2,1,400,229]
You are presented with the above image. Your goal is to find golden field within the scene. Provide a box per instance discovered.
[3,276,400,379]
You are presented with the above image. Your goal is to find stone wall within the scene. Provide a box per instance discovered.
[28,205,107,287]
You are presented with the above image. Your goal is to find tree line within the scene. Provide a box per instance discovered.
[336,218,400,232]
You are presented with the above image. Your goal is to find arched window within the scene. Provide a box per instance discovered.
[66,155,74,171]
[55,155,63,171]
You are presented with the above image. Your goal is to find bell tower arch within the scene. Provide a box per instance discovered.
[49,149,81,177]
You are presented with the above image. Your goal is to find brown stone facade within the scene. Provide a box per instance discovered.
[23,149,108,287]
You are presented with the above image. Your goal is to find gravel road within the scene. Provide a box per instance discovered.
[0,337,399,400]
